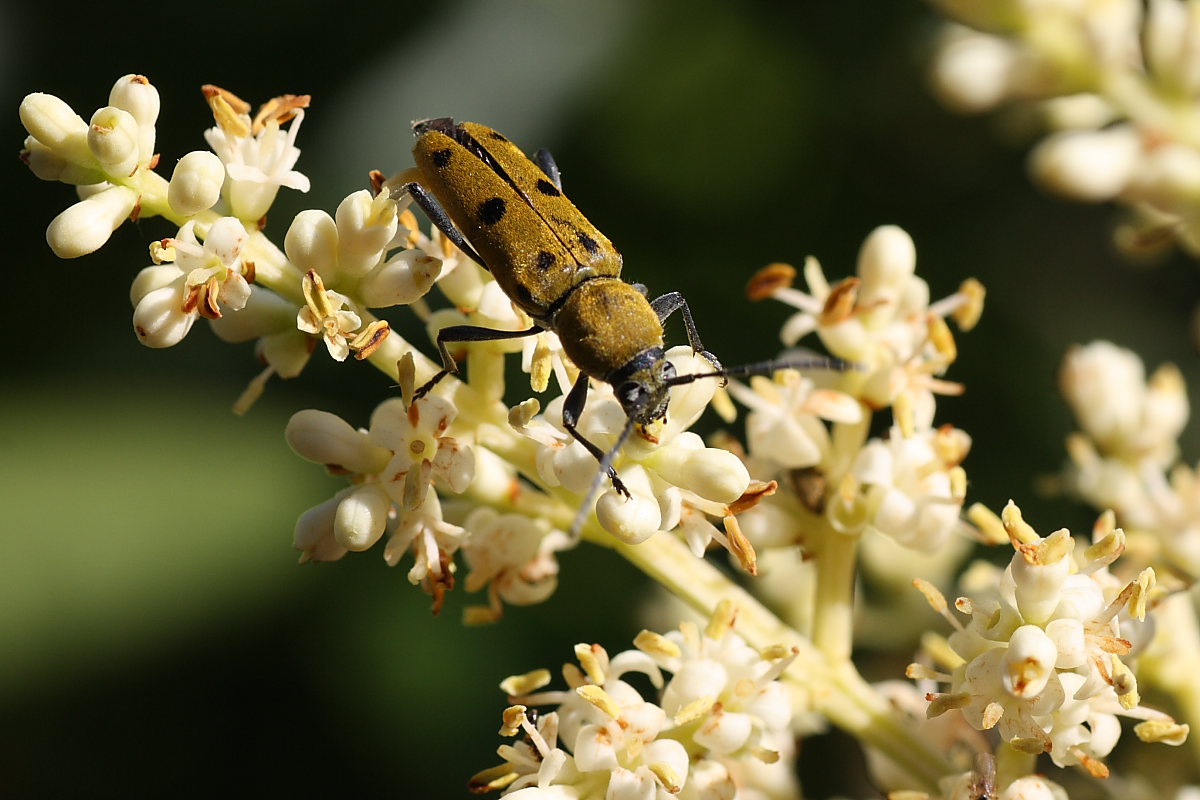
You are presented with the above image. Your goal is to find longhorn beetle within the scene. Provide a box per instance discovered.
[392,118,838,534]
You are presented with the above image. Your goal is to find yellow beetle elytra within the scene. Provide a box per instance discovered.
[392,118,837,531]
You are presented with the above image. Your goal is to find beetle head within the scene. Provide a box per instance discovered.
[610,348,677,424]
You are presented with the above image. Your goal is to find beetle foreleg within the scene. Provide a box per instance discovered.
[561,372,631,499]
[412,324,543,401]
[649,292,724,375]
[395,181,488,269]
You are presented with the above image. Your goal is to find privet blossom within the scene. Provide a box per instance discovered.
[18,73,1198,798]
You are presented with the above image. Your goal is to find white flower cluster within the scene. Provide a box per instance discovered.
[1058,341,1200,576]
[914,502,1187,778]
[738,225,983,568]
[285,379,574,619]
[471,601,797,800]
[927,0,1200,257]
[18,78,450,413]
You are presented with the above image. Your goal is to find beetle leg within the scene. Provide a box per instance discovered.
[413,324,543,401]
[532,148,562,191]
[561,372,631,499]
[649,292,724,374]
[395,181,488,269]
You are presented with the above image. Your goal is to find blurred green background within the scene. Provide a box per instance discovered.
[5,0,1199,796]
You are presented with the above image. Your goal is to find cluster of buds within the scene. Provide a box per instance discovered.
[912,502,1187,779]
[926,0,1200,259]
[471,601,798,799]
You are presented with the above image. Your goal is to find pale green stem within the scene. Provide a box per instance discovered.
[614,531,955,793]
[994,741,1036,793]
[811,520,860,660]
[812,410,872,659]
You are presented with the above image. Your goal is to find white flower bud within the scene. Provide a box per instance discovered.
[285,209,340,276]
[1029,127,1140,202]
[294,493,349,562]
[334,484,391,551]
[108,74,159,128]
[335,190,397,277]
[19,92,89,157]
[286,409,387,474]
[358,249,442,308]
[857,225,916,305]
[132,279,195,348]
[87,106,139,177]
[641,433,750,504]
[130,264,184,306]
[597,467,661,543]
[108,74,159,166]
[23,135,104,185]
[46,184,138,258]
[168,151,225,216]
[1004,625,1058,698]
[930,27,1015,113]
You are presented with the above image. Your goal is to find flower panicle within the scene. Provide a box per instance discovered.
[475,603,799,798]
[913,502,1187,777]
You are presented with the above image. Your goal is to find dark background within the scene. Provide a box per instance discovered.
[4,1,1198,796]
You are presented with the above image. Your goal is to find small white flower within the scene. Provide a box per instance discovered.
[368,394,476,501]
[295,270,364,361]
[130,217,252,347]
[202,85,310,222]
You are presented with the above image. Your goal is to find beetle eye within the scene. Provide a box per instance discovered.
[618,381,646,411]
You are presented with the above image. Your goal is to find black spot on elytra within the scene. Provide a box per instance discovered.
[431,149,452,168]
[488,130,508,141]
[578,232,600,255]
[536,179,561,197]
[536,251,556,271]
[478,197,506,225]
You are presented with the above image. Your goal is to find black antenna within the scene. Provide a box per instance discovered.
[666,355,854,387]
